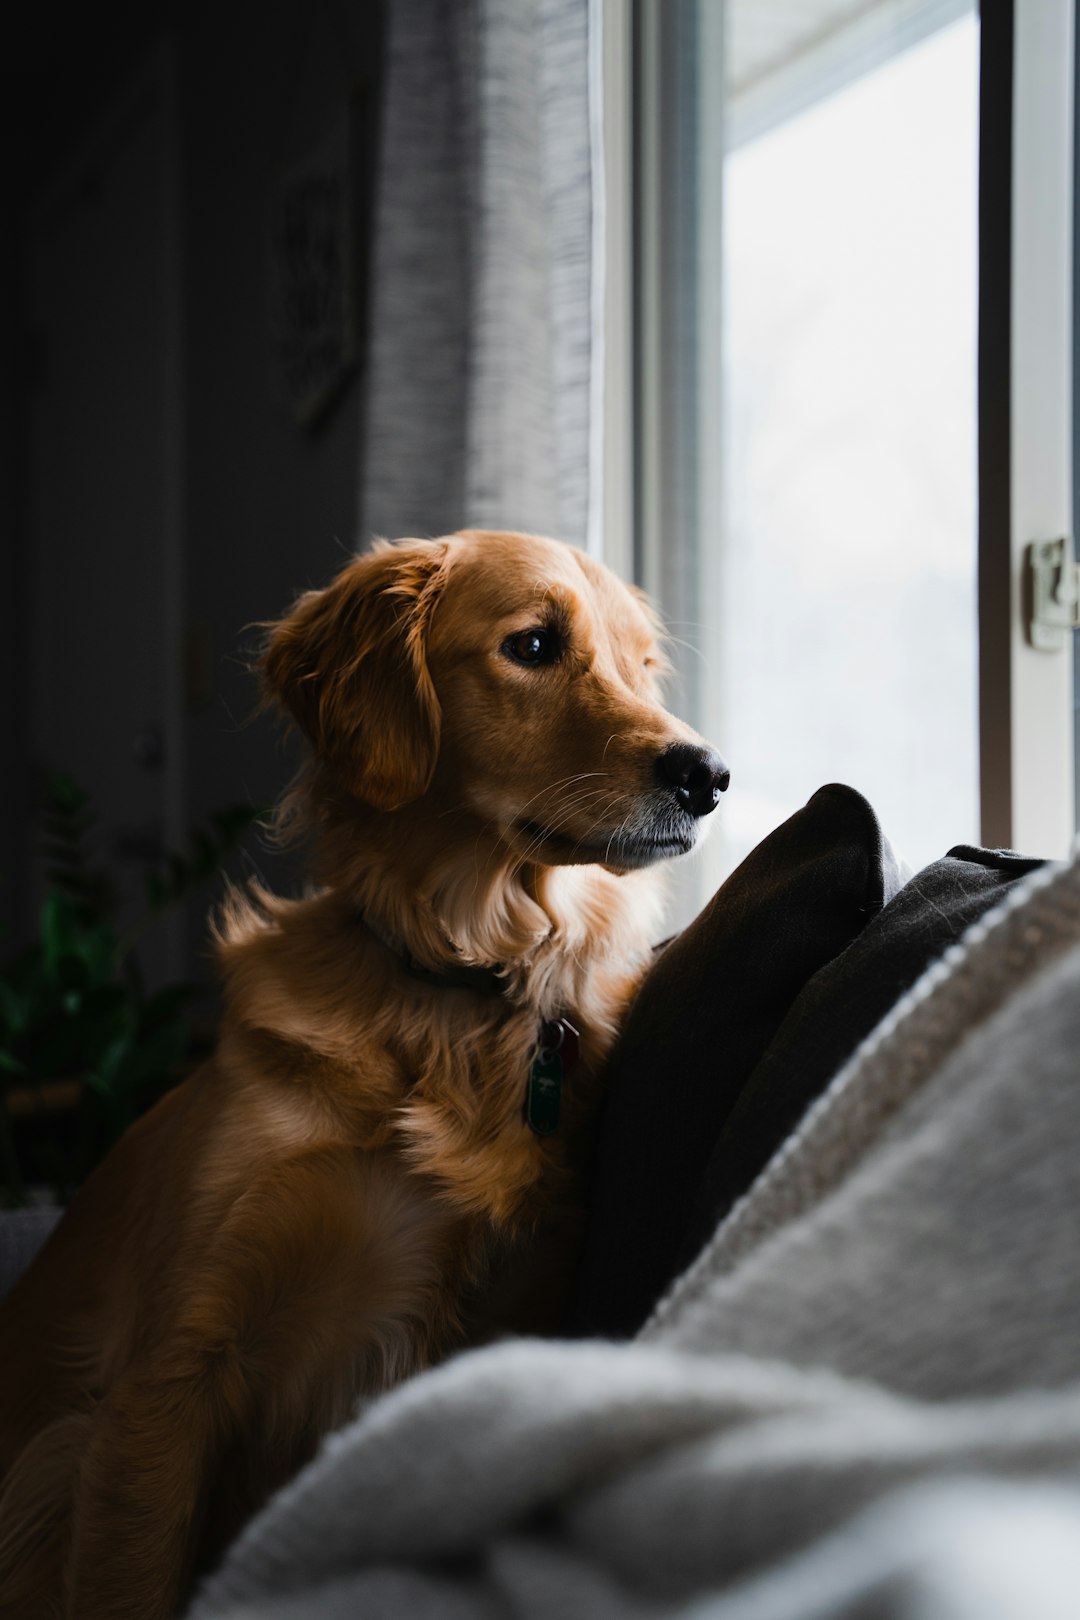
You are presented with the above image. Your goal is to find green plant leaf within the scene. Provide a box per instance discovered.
[53,951,91,995]
[40,892,77,975]
[72,922,120,985]
[4,771,264,1199]
[0,976,32,1039]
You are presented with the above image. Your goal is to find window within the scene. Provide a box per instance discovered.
[613,0,1075,921]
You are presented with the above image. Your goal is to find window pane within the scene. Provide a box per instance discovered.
[699,10,980,883]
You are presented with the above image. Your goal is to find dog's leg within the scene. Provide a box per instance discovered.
[0,1411,93,1620]
[61,1146,446,1619]
[65,1365,231,1620]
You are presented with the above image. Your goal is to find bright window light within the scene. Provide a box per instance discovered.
[710,13,980,879]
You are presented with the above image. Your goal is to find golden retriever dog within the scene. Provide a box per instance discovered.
[0,530,728,1619]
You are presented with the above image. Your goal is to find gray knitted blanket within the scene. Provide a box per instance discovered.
[190,848,1080,1619]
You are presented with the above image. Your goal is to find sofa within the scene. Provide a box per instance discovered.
[4,784,1079,1618]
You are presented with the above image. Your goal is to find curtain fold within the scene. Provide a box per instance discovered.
[358,0,597,549]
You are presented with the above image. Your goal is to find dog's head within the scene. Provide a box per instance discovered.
[262,530,728,871]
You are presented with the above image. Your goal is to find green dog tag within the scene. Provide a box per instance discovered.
[525,1049,563,1137]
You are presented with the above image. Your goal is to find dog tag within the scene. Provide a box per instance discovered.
[525,1019,579,1137]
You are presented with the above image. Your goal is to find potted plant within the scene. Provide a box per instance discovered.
[0,773,263,1205]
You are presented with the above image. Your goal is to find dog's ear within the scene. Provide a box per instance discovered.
[261,540,450,810]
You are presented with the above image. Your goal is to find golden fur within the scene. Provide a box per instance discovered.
[0,530,720,1619]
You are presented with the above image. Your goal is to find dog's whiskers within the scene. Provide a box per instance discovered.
[507,786,629,879]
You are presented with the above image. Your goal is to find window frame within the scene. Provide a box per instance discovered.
[981,0,1075,854]
[605,0,1077,880]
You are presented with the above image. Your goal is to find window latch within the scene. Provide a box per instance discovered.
[1027,536,1080,651]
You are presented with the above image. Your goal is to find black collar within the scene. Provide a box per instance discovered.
[360,911,510,998]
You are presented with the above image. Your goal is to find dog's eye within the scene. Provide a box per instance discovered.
[504,628,557,666]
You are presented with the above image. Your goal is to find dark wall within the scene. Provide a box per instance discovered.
[181,0,380,963]
[0,170,32,965]
[2,0,383,977]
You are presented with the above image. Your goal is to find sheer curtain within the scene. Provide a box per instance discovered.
[358,0,600,551]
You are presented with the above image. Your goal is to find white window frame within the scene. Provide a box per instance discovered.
[981,0,1075,855]
[601,0,1077,879]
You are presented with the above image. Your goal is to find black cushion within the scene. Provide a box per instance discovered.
[565,783,1045,1341]
[674,841,1045,1282]
[564,783,905,1339]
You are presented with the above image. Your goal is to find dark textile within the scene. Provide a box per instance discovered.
[674,842,1045,1283]
[564,784,904,1339]
[566,791,1044,1341]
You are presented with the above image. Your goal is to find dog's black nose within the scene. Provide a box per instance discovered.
[655,743,730,817]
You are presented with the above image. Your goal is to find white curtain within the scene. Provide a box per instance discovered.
[358,0,599,551]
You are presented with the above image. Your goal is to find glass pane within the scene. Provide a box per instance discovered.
[696,6,980,885]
